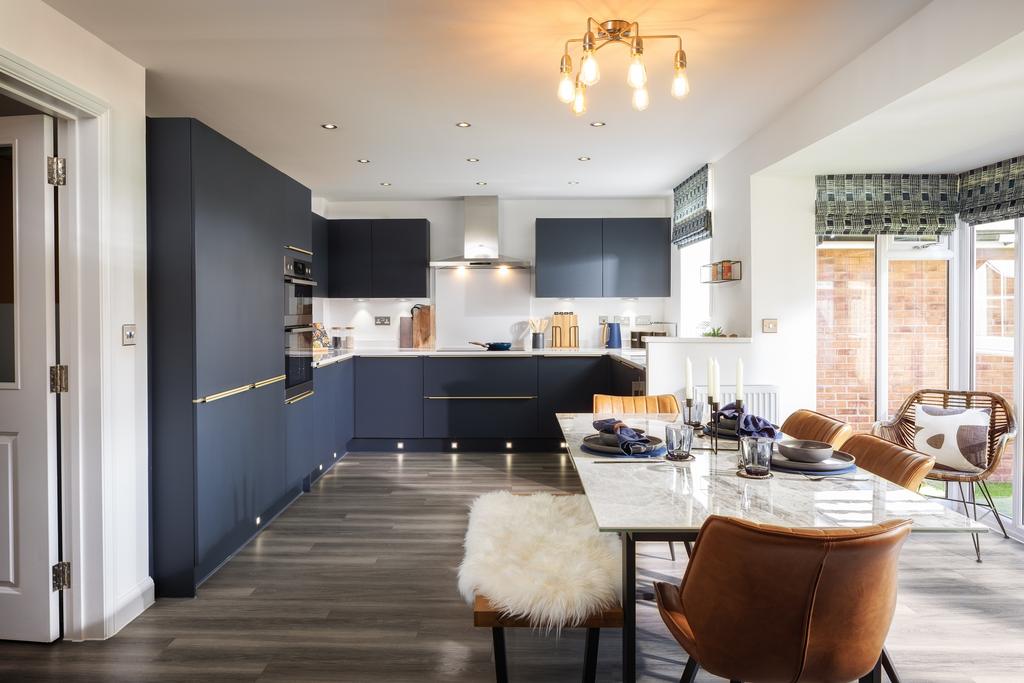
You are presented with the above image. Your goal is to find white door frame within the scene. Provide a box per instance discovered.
[0,48,118,641]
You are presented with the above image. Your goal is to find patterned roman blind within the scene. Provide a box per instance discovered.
[672,164,712,247]
[814,173,957,236]
[958,156,1024,225]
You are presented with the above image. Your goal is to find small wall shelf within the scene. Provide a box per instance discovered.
[700,260,742,284]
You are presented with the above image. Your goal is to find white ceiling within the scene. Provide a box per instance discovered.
[45,0,927,200]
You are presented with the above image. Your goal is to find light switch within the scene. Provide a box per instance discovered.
[122,324,137,346]
[762,318,779,334]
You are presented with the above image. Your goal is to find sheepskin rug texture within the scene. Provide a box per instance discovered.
[457,491,621,631]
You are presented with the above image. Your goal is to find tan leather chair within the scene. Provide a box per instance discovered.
[780,408,853,449]
[655,515,912,683]
[842,433,934,491]
[592,393,679,415]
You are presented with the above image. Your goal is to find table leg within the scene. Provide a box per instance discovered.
[621,532,636,683]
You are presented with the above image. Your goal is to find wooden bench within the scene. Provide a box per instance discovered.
[473,595,624,683]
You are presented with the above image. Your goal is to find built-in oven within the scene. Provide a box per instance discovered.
[284,253,316,401]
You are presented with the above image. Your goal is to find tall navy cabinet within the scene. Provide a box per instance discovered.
[311,213,328,298]
[148,117,311,597]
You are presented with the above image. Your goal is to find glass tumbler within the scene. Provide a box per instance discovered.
[742,437,773,477]
[665,424,694,461]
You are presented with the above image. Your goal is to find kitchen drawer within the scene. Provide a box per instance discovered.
[423,397,538,438]
[423,357,538,397]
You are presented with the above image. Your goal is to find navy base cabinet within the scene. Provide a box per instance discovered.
[355,357,423,438]
[537,356,610,437]
[611,357,645,397]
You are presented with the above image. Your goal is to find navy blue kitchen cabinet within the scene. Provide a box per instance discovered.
[327,219,430,298]
[535,218,604,298]
[336,358,355,452]
[312,363,336,479]
[311,213,328,298]
[327,219,372,298]
[355,357,423,438]
[148,117,308,597]
[537,356,611,437]
[602,218,671,297]
[286,389,316,489]
[423,357,539,438]
[371,219,430,298]
[611,357,646,397]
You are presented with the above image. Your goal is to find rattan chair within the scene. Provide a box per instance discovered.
[873,389,1017,561]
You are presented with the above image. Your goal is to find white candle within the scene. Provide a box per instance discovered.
[685,358,693,400]
[736,358,745,403]
[707,357,715,401]
[714,359,721,405]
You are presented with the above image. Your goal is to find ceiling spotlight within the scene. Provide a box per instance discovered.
[476,181,488,186]
[590,121,606,127]
[321,123,338,130]
[380,181,392,186]
[568,180,581,185]
[356,158,370,163]
[578,156,591,161]
[466,157,480,162]
[455,121,472,128]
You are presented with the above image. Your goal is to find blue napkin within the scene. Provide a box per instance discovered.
[581,444,667,458]
[593,418,652,454]
[717,403,781,440]
[772,462,858,476]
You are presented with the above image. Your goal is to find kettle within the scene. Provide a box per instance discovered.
[603,322,622,349]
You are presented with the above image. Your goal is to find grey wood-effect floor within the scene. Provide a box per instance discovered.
[2,451,1023,682]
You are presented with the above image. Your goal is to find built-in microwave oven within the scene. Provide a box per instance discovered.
[284,254,317,401]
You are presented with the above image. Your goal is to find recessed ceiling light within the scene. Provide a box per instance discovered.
[466,157,480,162]
[356,158,370,163]
[589,121,606,127]
[380,181,391,186]
[578,156,591,161]
[455,121,472,128]
[321,123,338,130]
[476,181,488,186]
[568,180,580,185]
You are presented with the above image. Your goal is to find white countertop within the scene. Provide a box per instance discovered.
[557,412,984,535]
[311,346,647,369]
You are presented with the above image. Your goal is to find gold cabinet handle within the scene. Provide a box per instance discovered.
[424,396,537,400]
[194,374,286,404]
[285,389,315,405]
[254,374,286,389]
[285,245,313,256]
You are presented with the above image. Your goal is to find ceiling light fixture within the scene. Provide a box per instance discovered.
[578,156,591,161]
[590,121,606,127]
[380,181,392,186]
[321,123,338,130]
[356,158,370,163]
[455,121,472,128]
[557,18,689,114]
[476,181,488,186]
[466,157,480,162]
[568,180,580,185]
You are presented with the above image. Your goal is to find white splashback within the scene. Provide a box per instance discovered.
[318,297,430,347]
[433,268,532,349]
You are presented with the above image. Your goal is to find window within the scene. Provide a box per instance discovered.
[678,238,711,337]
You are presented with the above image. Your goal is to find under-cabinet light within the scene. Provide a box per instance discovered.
[318,463,323,471]
[560,441,567,449]
[506,441,513,449]
[255,516,262,526]
[397,441,404,450]
[451,441,459,449]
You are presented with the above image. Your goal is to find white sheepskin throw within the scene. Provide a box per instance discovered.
[457,491,621,631]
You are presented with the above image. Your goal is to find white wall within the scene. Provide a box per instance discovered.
[321,196,676,348]
[0,0,149,639]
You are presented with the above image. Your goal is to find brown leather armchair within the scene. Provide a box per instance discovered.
[780,408,853,449]
[592,393,679,415]
[842,433,934,491]
[655,515,912,683]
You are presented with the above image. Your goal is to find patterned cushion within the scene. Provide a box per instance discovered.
[913,405,991,473]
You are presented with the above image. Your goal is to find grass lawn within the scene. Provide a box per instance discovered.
[979,482,1014,517]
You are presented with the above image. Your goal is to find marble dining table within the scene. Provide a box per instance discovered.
[556,412,987,683]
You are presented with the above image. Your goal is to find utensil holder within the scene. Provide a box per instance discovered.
[531,332,545,349]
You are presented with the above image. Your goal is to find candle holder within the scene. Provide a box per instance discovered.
[714,399,742,453]
[683,398,703,431]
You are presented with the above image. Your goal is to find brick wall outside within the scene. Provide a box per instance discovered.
[976,246,1016,486]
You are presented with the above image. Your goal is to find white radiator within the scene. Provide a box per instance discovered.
[689,385,781,424]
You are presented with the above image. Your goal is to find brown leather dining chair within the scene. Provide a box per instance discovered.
[593,393,681,560]
[780,408,853,449]
[655,515,912,683]
[842,433,935,491]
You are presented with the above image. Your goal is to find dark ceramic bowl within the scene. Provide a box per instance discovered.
[778,439,834,463]
[597,429,645,446]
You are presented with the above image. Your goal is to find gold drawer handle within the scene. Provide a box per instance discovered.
[193,374,286,404]
[285,389,315,405]
[424,396,537,400]
[285,245,313,256]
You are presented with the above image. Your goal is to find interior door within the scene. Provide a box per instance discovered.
[0,115,60,642]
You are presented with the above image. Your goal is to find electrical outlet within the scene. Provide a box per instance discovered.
[762,318,779,334]
[374,316,391,326]
[636,315,651,326]
[614,315,629,325]
[598,315,609,324]
[121,324,137,346]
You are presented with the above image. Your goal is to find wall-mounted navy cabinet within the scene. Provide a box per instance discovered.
[327,219,430,298]
[537,356,610,437]
[148,117,310,598]
[354,357,423,438]
[534,217,670,298]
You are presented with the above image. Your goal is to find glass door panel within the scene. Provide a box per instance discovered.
[974,221,1016,518]
[1,145,13,385]
[816,238,876,432]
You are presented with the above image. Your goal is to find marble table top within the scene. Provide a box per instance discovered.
[557,413,986,534]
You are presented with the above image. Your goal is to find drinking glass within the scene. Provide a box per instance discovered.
[741,436,773,477]
[665,423,694,461]
[685,401,705,427]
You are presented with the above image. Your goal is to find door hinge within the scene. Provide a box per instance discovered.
[49,365,69,393]
[51,561,71,591]
[47,156,66,186]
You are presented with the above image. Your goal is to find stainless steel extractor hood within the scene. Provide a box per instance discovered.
[429,196,531,269]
